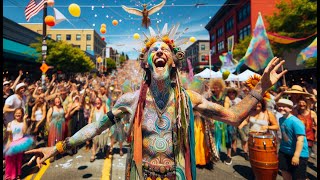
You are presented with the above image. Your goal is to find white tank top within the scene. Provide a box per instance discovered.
[35,108,43,121]
[7,120,24,141]
[249,116,269,133]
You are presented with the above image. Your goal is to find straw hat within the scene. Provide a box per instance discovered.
[276,99,294,108]
[284,85,311,96]
[225,83,239,96]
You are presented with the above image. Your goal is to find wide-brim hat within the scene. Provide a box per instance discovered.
[15,83,26,92]
[276,98,294,108]
[225,86,239,96]
[284,85,312,96]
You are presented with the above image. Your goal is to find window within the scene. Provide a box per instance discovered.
[226,18,234,32]
[76,34,81,41]
[56,34,61,41]
[86,34,91,40]
[238,25,251,40]
[217,27,224,38]
[74,45,81,48]
[201,44,205,50]
[211,46,216,55]
[47,34,52,39]
[211,34,215,42]
[86,45,91,51]
[217,41,224,52]
[238,3,250,22]
[66,34,71,40]
[201,55,206,62]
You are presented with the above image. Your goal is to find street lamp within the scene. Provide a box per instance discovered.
[41,38,47,90]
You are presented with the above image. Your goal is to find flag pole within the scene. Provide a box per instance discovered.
[41,2,48,91]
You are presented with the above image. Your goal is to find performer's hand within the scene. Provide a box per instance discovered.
[291,156,299,166]
[259,57,287,93]
[25,146,58,167]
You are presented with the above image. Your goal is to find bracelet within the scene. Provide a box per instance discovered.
[249,90,263,102]
[56,141,65,154]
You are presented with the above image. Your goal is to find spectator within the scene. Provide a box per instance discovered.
[3,83,27,126]
[277,99,309,180]
[30,94,47,139]
[4,108,29,180]
[295,97,317,158]
[47,97,67,162]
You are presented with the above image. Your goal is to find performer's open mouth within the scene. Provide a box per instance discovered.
[153,57,167,70]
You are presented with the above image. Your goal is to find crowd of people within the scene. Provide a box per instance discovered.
[2,60,317,180]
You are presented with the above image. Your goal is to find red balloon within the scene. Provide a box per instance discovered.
[101,37,105,41]
[45,15,55,26]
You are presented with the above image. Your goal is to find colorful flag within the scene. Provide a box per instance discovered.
[237,13,274,72]
[25,0,46,22]
[296,37,317,66]
[267,32,317,44]
[187,57,194,81]
[219,51,238,73]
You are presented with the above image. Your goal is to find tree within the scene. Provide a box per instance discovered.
[126,54,129,60]
[233,36,251,60]
[119,54,126,64]
[30,38,95,73]
[106,57,116,72]
[265,0,317,56]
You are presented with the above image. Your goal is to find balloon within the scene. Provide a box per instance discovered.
[68,3,81,17]
[189,37,196,43]
[101,23,106,28]
[101,37,105,41]
[133,33,140,40]
[222,70,230,80]
[47,0,54,7]
[100,28,106,34]
[112,20,118,26]
[97,57,102,63]
[44,16,55,26]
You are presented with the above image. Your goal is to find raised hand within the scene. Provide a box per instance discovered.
[260,57,287,93]
[25,146,58,167]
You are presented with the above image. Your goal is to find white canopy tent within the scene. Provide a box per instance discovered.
[237,69,260,81]
[194,68,218,79]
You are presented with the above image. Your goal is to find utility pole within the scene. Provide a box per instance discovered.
[41,2,48,91]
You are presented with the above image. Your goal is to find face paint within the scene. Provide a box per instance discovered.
[147,42,174,80]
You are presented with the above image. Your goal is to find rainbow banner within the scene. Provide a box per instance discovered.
[267,32,317,44]
[296,37,317,66]
[237,13,274,72]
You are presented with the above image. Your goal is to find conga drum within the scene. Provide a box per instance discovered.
[248,133,278,180]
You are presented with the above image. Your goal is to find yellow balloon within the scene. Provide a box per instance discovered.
[133,33,140,40]
[189,37,196,43]
[97,57,102,63]
[68,3,81,17]
[101,23,106,28]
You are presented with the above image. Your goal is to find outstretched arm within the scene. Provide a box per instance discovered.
[25,91,139,166]
[189,57,287,126]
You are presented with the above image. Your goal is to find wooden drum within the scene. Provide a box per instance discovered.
[248,133,278,180]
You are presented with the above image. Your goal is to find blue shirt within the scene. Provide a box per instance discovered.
[279,115,309,158]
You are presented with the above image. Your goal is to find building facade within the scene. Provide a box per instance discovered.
[20,23,106,57]
[205,0,282,67]
[183,40,210,73]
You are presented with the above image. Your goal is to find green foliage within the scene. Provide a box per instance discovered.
[106,58,116,70]
[30,38,95,73]
[265,0,317,55]
[233,36,252,60]
[119,55,126,64]
[126,54,129,60]
[305,57,317,68]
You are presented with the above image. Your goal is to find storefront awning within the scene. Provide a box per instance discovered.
[3,38,40,63]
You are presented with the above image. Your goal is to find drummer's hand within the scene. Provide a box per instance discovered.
[25,146,58,167]
[291,156,299,166]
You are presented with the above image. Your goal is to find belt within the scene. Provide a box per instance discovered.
[142,162,176,180]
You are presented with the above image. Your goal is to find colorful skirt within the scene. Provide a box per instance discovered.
[4,136,34,156]
[48,120,65,147]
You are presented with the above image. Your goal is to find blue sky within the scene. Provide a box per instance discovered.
[4,0,226,59]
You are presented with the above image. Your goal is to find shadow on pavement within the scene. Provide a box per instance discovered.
[307,172,317,180]
[82,173,92,178]
[78,165,88,170]
[233,165,255,180]
[307,161,317,172]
